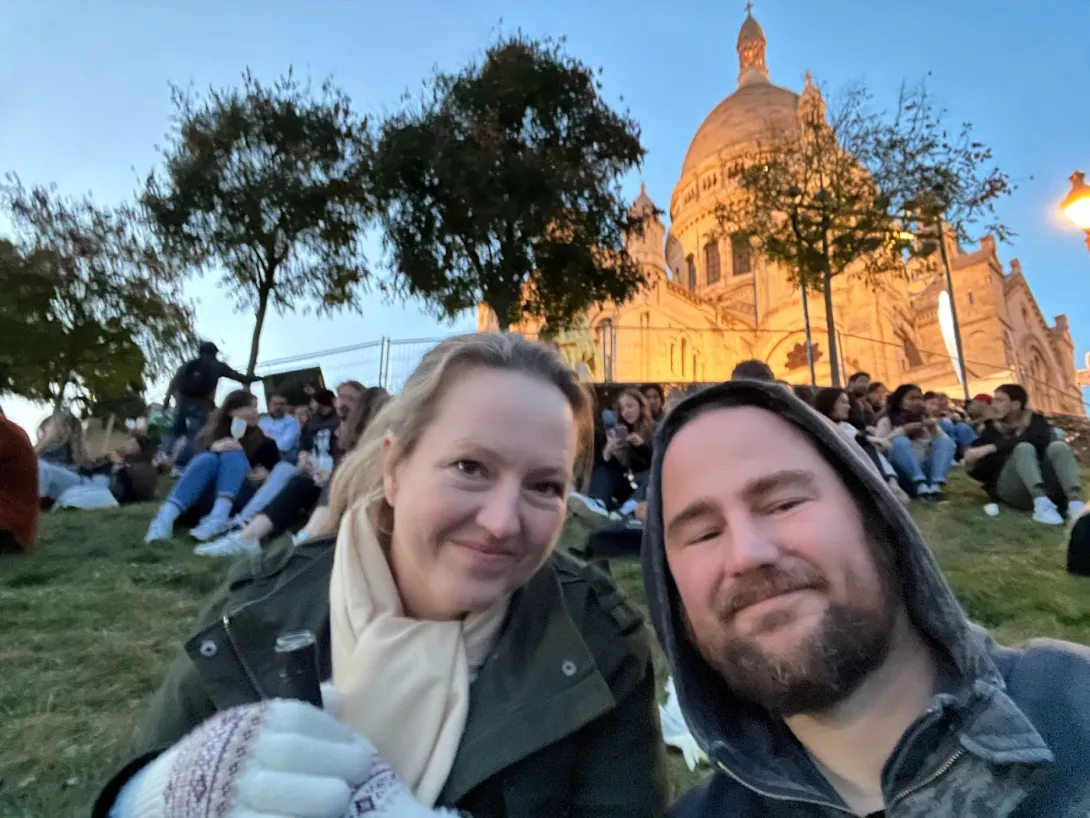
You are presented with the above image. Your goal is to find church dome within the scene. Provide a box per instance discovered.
[679,6,799,179]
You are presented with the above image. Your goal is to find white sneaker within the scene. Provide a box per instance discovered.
[1032,497,1064,526]
[144,518,173,543]
[568,492,612,520]
[1068,500,1085,521]
[189,515,239,541]
[194,531,261,558]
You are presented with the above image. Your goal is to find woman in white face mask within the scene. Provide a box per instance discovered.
[101,332,668,818]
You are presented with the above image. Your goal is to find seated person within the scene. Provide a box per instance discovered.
[196,386,391,557]
[258,393,301,462]
[96,332,666,818]
[813,387,909,505]
[584,388,653,513]
[965,383,1083,525]
[78,433,160,505]
[966,392,992,433]
[0,403,39,555]
[35,410,96,502]
[923,390,977,456]
[144,391,280,542]
[864,380,887,416]
[641,383,666,427]
[875,383,956,500]
[845,371,875,430]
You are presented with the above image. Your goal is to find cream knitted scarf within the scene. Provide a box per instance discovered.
[329,502,509,806]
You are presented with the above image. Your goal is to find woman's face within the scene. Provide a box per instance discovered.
[618,394,642,426]
[384,367,577,619]
[902,389,924,414]
[833,392,852,422]
[229,405,259,426]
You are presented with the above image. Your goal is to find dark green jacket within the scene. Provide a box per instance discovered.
[94,535,668,817]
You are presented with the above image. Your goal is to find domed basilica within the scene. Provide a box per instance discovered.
[481,7,1084,414]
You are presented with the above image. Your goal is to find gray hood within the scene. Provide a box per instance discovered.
[641,381,1039,801]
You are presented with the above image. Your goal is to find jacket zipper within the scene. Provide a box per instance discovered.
[889,747,966,807]
[716,761,854,814]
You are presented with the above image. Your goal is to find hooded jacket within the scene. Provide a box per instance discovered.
[642,381,1090,817]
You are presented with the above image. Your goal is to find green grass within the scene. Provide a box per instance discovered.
[2,471,1089,816]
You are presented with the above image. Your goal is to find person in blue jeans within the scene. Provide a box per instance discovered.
[875,383,956,500]
[145,391,280,543]
[924,391,978,458]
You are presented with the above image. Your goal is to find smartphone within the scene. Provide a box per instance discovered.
[230,416,248,440]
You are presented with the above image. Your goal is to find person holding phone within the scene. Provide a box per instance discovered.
[874,383,956,501]
[145,390,280,542]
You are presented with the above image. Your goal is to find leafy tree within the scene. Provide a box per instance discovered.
[716,80,1011,386]
[371,32,648,331]
[143,69,374,376]
[0,182,195,410]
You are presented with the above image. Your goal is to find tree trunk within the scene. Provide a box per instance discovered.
[822,269,840,387]
[52,388,66,414]
[487,297,512,332]
[245,280,273,379]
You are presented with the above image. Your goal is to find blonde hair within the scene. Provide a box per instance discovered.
[35,411,88,465]
[323,333,593,537]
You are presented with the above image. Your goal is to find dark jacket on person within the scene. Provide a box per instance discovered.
[93,535,668,818]
[169,354,252,408]
[299,409,342,459]
[967,412,1056,493]
[642,381,1090,816]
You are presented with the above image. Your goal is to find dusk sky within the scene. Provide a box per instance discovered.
[2,0,1088,432]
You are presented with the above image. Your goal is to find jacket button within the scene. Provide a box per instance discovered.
[199,639,218,658]
[561,660,577,677]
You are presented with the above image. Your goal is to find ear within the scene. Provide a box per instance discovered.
[382,433,398,506]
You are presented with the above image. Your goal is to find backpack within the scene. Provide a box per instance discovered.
[179,358,219,399]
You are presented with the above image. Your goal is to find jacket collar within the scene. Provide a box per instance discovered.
[185,541,616,804]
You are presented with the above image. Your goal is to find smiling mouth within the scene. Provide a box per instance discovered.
[732,588,815,618]
[452,540,515,559]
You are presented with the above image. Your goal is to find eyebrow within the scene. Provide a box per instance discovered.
[665,469,816,540]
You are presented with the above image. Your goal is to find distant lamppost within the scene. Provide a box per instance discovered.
[1061,171,1090,253]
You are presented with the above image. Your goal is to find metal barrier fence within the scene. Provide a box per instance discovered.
[256,324,1086,417]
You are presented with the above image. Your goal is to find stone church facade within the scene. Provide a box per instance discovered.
[479,8,1085,415]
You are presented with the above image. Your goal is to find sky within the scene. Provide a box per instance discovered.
[2,0,1088,434]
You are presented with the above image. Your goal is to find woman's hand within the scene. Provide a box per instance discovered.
[345,758,461,817]
[901,422,924,435]
[313,468,332,488]
[297,451,315,475]
[626,433,644,447]
[867,436,890,453]
[922,417,938,429]
[210,437,243,454]
[129,698,375,818]
[248,465,270,485]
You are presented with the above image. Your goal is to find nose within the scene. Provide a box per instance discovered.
[722,510,780,577]
[475,479,522,541]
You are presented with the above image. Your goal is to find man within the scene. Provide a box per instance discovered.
[258,393,301,462]
[642,380,1090,815]
[161,342,260,467]
[966,393,992,433]
[924,390,977,456]
[965,384,1083,525]
[0,403,38,555]
[731,359,775,382]
[642,384,666,424]
[846,371,874,431]
[865,381,887,415]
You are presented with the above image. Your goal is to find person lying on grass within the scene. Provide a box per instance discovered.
[96,332,668,818]
[643,380,1090,816]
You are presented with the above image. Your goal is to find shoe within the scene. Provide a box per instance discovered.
[1032,497,1064,526]
[1067,500,1085,521]
[189,514,238,541]
[194,531,261,558]
[914,482,935,501]
[567,492,613,521]
[929,484,947,502]
[144,517,173,543]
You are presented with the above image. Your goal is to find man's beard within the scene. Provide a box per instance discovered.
[690,562,897,717]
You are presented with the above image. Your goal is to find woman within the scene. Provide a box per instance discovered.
[875,383,957,500]
[813,388,909,505]
[144,391,280,542]
[587,388,654,512]
[196,386,392,558]
[98,333,667,818]
[35,411,97,501]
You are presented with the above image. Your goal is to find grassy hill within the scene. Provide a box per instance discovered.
[1,470,1088,816]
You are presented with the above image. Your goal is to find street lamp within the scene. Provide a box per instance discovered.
[1061,171,1090,253]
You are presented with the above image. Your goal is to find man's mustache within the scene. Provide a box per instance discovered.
[716,564,827,620]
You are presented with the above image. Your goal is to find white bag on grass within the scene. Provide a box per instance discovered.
[659,676,707,771]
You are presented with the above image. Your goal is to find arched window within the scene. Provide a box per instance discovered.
[731,233,752,276]
[705,242,721,285]
[686,255,697,291]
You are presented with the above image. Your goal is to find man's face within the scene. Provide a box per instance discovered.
[661,406,897,716]
[923,396,940,417]
[867,386,887,409]
[991,391,1017,421]
[337,385,363,420]
[267,396,287,419]
[848,376,868,397]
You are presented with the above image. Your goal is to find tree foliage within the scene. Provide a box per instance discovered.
[0,181,195,410]
[716,80,1012,386]
[371,32,649,331]
[143,69,374,376]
